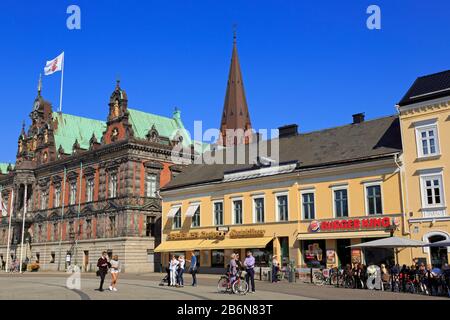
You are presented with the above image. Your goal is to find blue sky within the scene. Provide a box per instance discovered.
[0,0,449,163]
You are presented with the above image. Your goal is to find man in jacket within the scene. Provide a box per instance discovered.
[97,251,111,291]
[244,251,256,293]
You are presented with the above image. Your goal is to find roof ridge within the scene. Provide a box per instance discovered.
[52,111,106,124]
[298,114,398,137]
[128,108,175,121]
[416,69,450,79]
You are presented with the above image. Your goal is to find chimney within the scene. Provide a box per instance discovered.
[278,124,298,138]
[352,113,365,124]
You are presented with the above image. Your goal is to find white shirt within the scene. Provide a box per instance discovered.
[170,259,179,271]
[179,259,185,269]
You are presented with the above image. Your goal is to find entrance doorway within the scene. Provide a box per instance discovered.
[429,235,448,268]
[336,239,351,267]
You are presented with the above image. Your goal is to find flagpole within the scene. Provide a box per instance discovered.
[57,167,67,271]
[19,184,27,274]
[5,188,14,273]
[59,52,65,113]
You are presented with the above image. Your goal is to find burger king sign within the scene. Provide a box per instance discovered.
[309,220,321,232]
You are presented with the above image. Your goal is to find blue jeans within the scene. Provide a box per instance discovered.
[177,268,184,285]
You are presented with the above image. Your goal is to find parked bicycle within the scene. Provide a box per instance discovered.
[217,270,249,295]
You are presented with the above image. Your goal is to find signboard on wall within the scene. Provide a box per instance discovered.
[309,217,395,233]
[351,249,361,264]
[326,250,336,264]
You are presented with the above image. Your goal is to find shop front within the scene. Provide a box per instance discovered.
[155,228,279,273]
[297,216,401,268]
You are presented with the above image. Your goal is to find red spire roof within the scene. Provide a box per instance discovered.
[219,34,252,146]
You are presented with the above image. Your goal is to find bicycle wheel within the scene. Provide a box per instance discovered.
[330,273,338,286]
[217,276,229,294]
[344,277,354,289]
[312,272,325,286]
[232,279,249,295]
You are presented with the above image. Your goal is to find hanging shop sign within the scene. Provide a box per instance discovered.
[309,217,393,233]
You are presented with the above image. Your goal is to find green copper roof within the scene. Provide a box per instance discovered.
[53,112,106,154]
[128,108,192,147]
[0,163,13,174]
[52,108,191,154]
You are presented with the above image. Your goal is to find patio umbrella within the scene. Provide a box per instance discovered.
[348,237,426,249]
[422,239,450,247]
[347,237,427,265]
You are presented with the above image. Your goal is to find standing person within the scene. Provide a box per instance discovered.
[229,253,238,286]
[272,255,279,283]
[169,255,179,287]
[235,253,243,273]
[109,255,120,292]
[244,251,256,293]
[186,252,198,287]
[177,255,185,287]
[97,251,111,292]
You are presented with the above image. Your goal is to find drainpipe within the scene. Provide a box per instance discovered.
[394,153,410,236]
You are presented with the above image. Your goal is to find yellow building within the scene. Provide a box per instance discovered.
[157,115,410,272]
[156,57,450,272]
[397,70,450,267]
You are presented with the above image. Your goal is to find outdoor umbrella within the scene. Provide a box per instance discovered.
[422,239,450,247]
[348,237,426,249]
[347,237,427,264]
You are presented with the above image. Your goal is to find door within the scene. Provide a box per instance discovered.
[336,239,351,268]
[429,235,448,268]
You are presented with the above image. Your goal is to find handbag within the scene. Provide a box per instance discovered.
[96,270,101,277]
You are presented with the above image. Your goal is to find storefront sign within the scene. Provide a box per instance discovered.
[167,228,265,241]
[305,243,323,261]
[351,249,361,264]
[229,229,266,238]
[167,231,225,241]
[309,217,392,233]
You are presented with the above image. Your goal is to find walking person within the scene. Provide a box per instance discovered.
[169,255,179,287]
[272,255,279,283]
[109,255,120,292]
[186,252,198,287]
[177,255,185,287]
[244,251,256,293]
[97,251,111,292]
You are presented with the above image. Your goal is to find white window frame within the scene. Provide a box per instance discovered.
[275,192,289,222]
[191,205,201,228]
[172,207,182,230]
[364,182,384,216]
[252,196,265,224]
[419,172,446,209]
[86,179,94,203]
[231,197,243,225]
[300,190,316,221]
[146,173,157,198]
[414,120,440,158]
[54,186,61,208]
[212,200,224,226]
[69,182,77,205]
[109,173,118,199]
[332,186,349,218]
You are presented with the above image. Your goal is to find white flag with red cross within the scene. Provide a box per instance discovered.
[44,52,64,75]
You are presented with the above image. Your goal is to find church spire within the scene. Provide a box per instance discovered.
[219,29,252,146]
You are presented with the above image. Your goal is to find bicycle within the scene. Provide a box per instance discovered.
[217,271,249,295]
